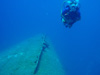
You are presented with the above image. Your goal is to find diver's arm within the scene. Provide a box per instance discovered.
[61,0,70,13]
[61,1,66,13]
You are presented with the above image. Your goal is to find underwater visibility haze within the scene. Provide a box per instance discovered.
[0,0,100,75]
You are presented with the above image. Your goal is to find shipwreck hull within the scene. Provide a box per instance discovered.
[0,34,65,75]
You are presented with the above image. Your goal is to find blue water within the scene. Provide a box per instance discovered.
[0,0,100,75]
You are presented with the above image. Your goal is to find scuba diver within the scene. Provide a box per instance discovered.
[61,0,81,28]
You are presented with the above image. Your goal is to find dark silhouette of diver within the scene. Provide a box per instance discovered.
[61,0,81,28]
